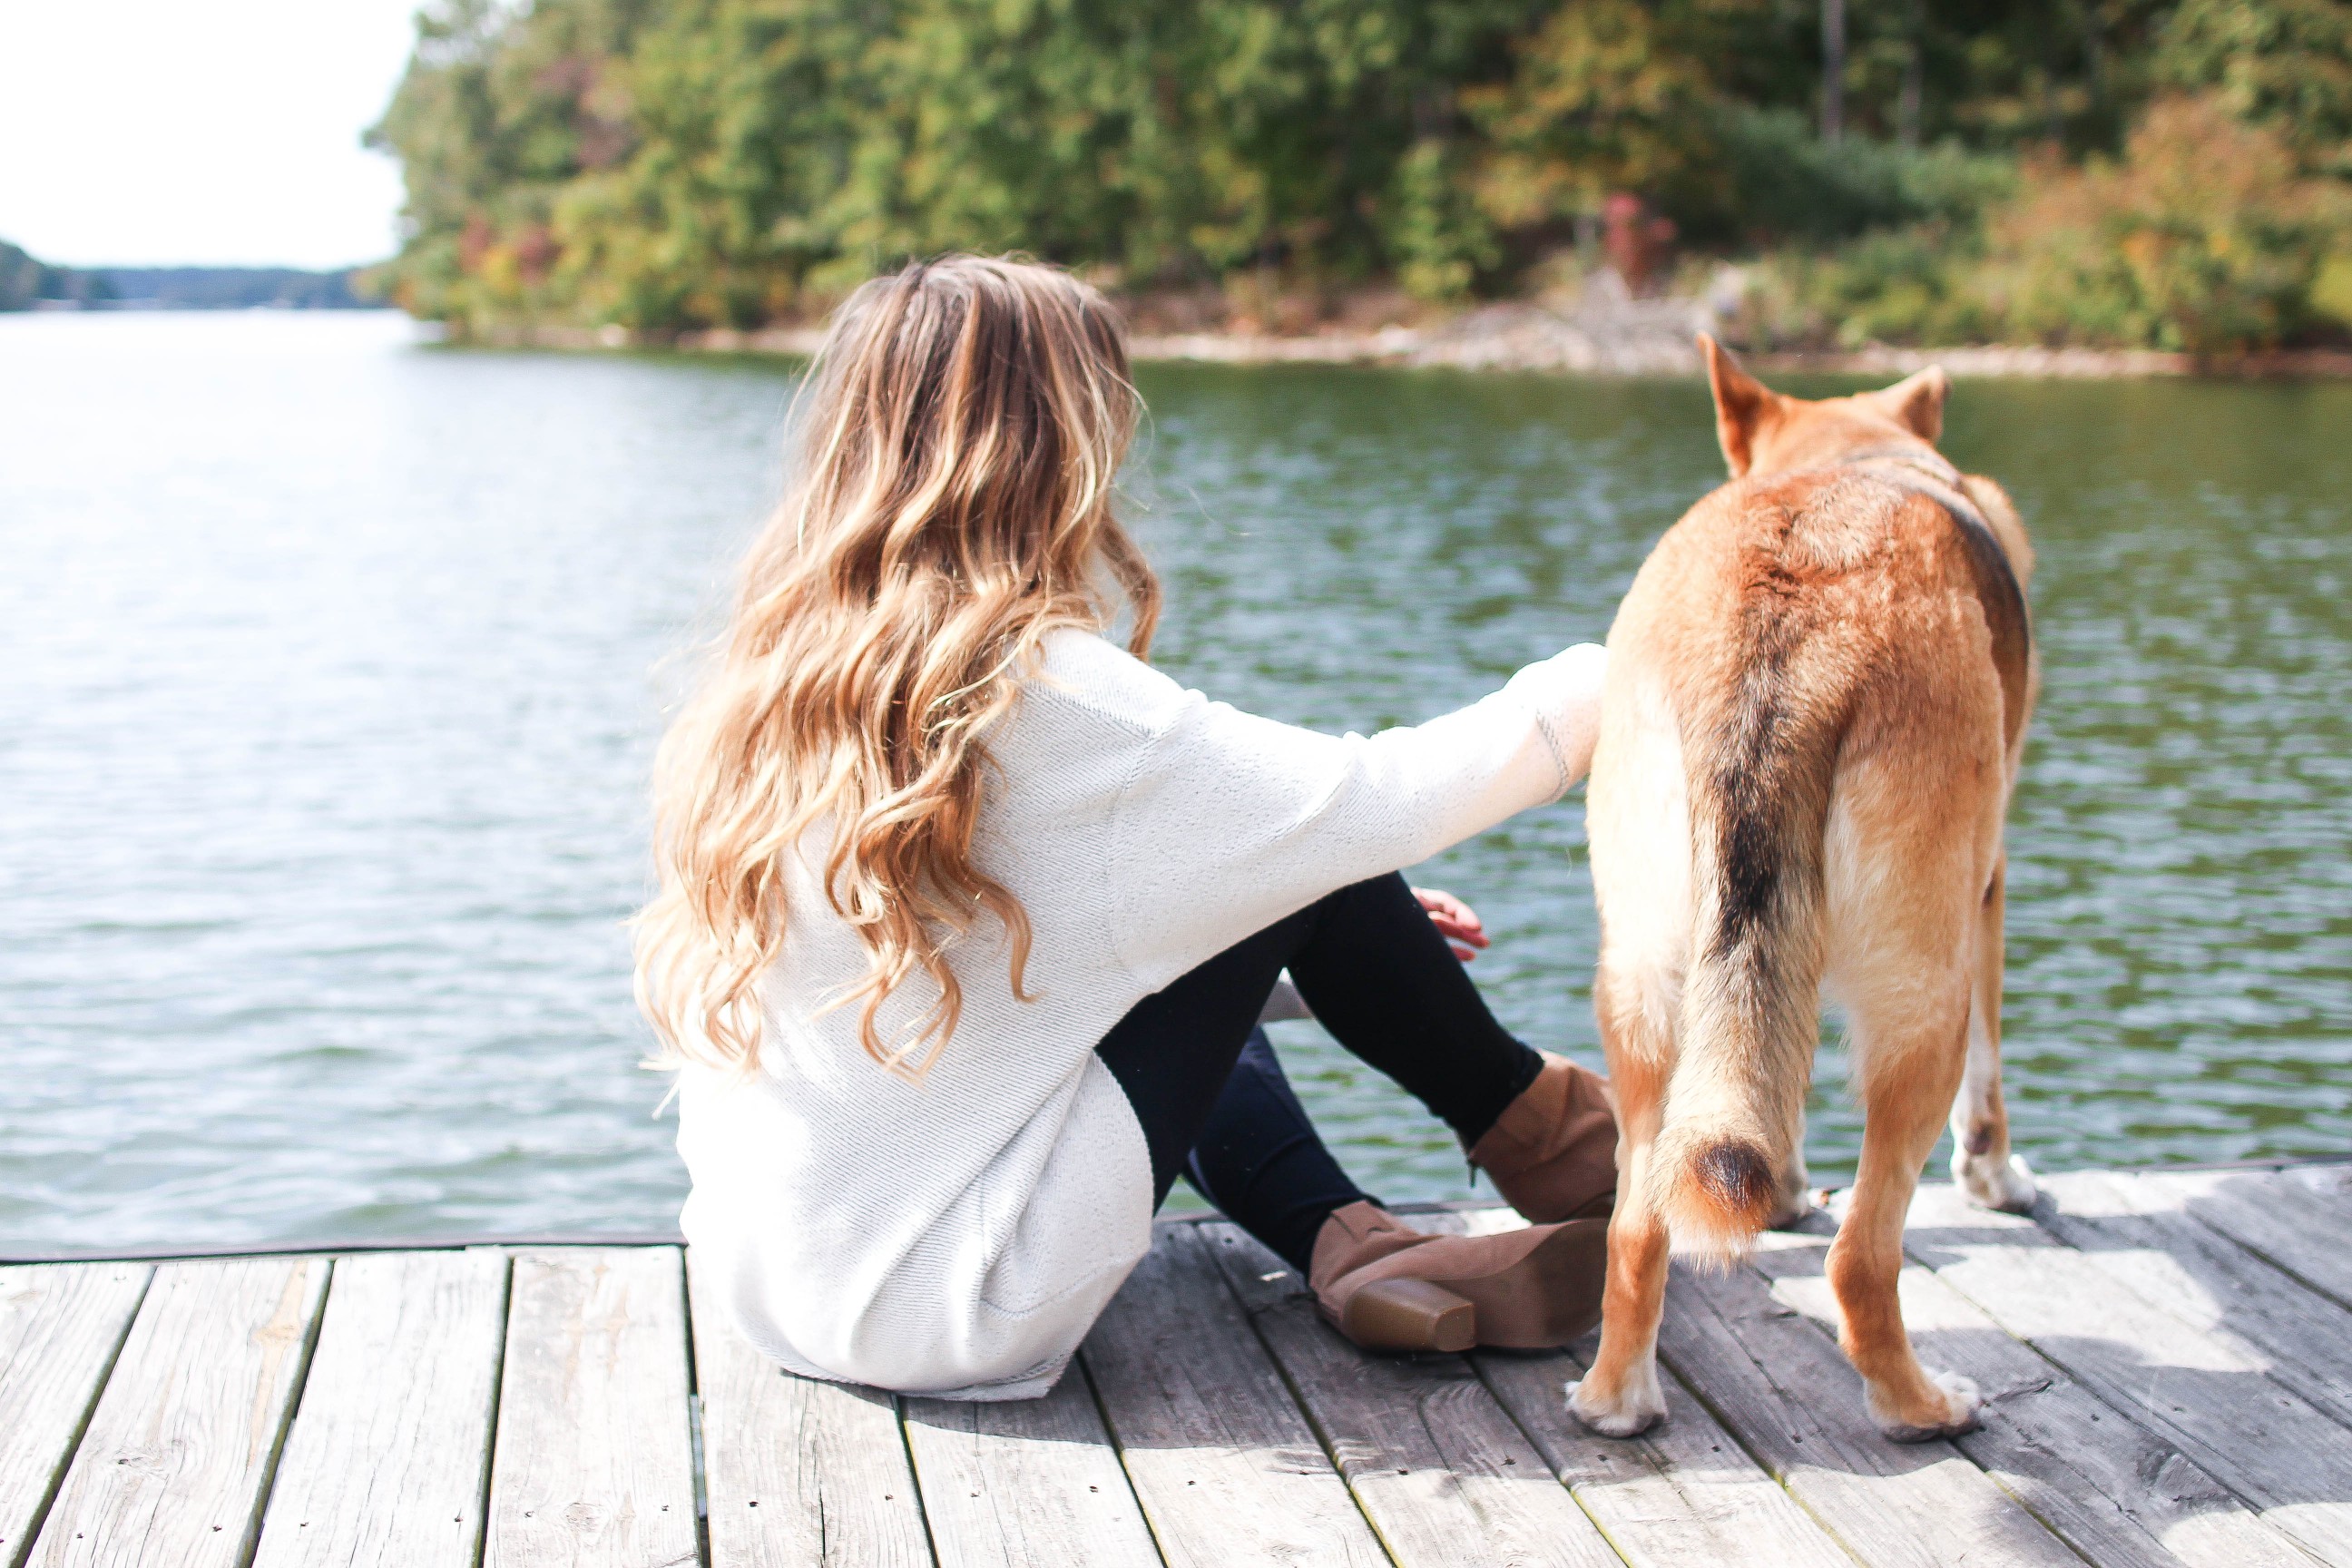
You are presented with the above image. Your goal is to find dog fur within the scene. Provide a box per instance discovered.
[1566,338,2039,1442]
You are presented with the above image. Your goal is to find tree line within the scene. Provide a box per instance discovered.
[0,242,377,311]
[368,0,2352,354]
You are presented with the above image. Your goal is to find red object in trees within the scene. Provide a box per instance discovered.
[1602,193,1678,295]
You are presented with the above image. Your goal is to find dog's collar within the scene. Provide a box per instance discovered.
[1783,445,2030,653]
[1832,443,1966,489]
[1785,444,1980,531]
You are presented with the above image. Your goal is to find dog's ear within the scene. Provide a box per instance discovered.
[1870,365,1949,443]
[1700,334,1775,478]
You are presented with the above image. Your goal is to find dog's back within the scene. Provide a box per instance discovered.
[1569,338,2038,1442]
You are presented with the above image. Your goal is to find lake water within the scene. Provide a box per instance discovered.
[2,310,2345,1251]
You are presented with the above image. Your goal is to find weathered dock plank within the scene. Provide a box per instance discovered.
[0,1263,149,1568]
[1659,1251,2081,1568]
[1475,1342,1855,1568]
[26,1256,327,1568]
[904,1372,1161,1568]
[1902,1181,2352,1568]
[6,1169,2352,1568]
[1426,1206,1855,1568]
[2284,1163,2352,1206]
[1200,1221,1614,1568]
[1083,1223,1387,1568]
[249,1250,507,1568]
[2142,1167,2352,1310]
[485,1249,698,1568]
[686,1253,932,1568]
[2034,1169,2352,1433]
[1758,1220,2311,1568]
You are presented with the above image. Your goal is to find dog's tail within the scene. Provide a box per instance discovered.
[1650,639,1843,1263]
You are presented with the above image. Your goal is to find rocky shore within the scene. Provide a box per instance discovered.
[469,279,2352,380]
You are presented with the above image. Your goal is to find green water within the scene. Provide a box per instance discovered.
[1,313,2342,1250]
[1129,362,2352,1198]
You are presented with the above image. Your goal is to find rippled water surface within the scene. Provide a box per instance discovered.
[3,311,2345,1249]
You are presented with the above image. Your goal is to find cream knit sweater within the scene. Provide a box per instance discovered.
[675,629,1607,1400]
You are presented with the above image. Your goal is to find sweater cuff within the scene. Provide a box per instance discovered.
[1503,643,1609,798]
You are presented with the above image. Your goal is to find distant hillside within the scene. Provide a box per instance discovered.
[88,267,381,309]
[0,240,83,309]
[1,241,387,311]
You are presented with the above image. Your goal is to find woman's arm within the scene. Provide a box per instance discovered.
[1107,644,1606,993]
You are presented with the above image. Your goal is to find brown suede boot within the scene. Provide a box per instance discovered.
[1308,1200,1607,1353]
[1466,1053,1620,1223]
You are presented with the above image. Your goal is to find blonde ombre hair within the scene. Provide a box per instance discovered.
[635,256,1160,1077]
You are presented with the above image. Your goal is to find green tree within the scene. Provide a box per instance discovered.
[2158,0,2352,173]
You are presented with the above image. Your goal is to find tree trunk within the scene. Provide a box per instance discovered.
[1821,0,1847,144]
[1899,0,1924,148]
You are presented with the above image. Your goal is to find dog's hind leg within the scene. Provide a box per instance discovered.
[1950,857,2036,1211]
[1823,793,1984,1440]
[1566,970,1671,1436]
[1567,666,1687,1438]
[1830,965,1984,1438]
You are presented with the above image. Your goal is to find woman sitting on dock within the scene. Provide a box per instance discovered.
[634,254,1621,1401]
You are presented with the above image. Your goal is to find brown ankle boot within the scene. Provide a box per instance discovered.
[1308,1201,1607,1353]
[1466,1053,1620,1223]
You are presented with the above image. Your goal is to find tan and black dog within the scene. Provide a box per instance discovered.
[1569,338,2039,1442]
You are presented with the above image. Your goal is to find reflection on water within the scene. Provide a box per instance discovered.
[0,313,2344,1248]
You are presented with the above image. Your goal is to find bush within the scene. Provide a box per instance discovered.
[1984,94,2348,354]
[1710,107,2013,246]
[1743,222,1994,348]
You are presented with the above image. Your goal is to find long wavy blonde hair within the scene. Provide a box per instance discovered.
[635,256,1160,1077]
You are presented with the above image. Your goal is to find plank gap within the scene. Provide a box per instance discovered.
[676,1252,712,1568]
[1073,1352,1172,1567]
[234,1256,335,1568]
[469,1251,511,1568]
[0,1264,154,1568]
[895,1395,947,1568]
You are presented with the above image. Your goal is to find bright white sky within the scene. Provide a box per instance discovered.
[0,1,424,269]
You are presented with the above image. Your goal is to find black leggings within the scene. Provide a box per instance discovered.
[1093,873,1544,1270]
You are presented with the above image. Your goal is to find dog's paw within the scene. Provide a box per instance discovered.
[1954,1150,2037,1214]
[1565,1369,1667,1438]
[1871,1368,1983,1443]
[1766,1188,1829,1230]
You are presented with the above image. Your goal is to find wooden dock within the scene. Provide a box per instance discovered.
[3,1161,2348,1567]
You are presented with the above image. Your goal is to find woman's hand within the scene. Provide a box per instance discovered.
[1414,886,1490,962]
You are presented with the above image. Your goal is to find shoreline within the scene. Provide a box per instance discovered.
[470,313,2352,380]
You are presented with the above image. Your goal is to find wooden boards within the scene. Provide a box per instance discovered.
[2134,1165,2352,1309]
[1475,1341,1852,1568]
[1755,1220,2308,1568]
[7,1167,2352,1568]
[1418,1205,1853,1568]
[1198,1221,1614,1568]
[2035,1168,2352,1442]
[1082,1223,1387,1568]
[485,1249,699,1568]
[26,1256,328,1568]
[0,1263,149,1568]
[686,1252,931,1568]
[905,1373,1162,1568]
[1656,1246,2079,1568]
[250,1250,507,1568]
[1900,1180,2352,1568]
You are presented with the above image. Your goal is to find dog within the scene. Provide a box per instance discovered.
[1568,338,2039,1442]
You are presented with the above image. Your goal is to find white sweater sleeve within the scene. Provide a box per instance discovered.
[1107,643,1607,993]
